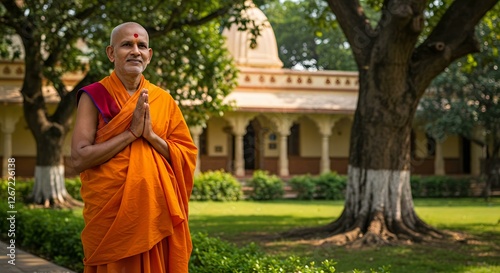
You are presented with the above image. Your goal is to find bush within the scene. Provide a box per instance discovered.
[0,204,387,273]
[314,172,347,200]
[65,177,83,201]
[0,177,82,202]
[247,170,284,200]
[410,176,472,198]
[191,170,243,201]
[289,174,316,200]
[0,203,85,273]
[190,233,339,273]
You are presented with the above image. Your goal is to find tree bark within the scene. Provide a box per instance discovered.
[18,26,90,207]
[282,0,499,246]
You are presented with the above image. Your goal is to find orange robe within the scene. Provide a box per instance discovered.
[79,71,197,273]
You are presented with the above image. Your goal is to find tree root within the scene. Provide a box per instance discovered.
[27,194,83,209]
[279,209,464,248]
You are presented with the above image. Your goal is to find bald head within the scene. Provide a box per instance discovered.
[110,22,149,46]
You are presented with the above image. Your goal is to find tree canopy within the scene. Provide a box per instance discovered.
[261,0,356,71]
[0,0,258,206]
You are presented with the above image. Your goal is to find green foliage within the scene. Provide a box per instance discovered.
[190,233,339,273]
[0,178,82,202]
[261,0,356,71]
[417,9,500,155]
[289,174,317,200]
[0,0,260,127]
[65,177,83,201]
[410,176,471,198]
[314,172,347,200]
[0,203,387,273]
[0,203,85,273]
[289,172,347,200]
[247,170,284,200]
[0,178,34,203]
[192,170,243,201]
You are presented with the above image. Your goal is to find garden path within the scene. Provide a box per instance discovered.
[0,240,76,273]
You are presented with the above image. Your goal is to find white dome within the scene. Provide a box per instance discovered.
[222,1,283,69]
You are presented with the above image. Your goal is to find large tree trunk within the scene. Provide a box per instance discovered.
[283,0,498,246]
[320,67,446,246]
[20,31,85,208]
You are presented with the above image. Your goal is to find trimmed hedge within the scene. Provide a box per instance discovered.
[191,170,243,201]
[246,170,285,200]
[288,172,347,200]
[0,203,389,273]
[0,177,83,202]
[288,174,475,199]
[410,175,472,197]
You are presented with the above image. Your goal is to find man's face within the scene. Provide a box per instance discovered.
[106,24,152,77]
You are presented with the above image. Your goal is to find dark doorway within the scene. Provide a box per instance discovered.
[243,122,256,170]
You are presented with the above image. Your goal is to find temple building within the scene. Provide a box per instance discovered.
[0,3,483,178]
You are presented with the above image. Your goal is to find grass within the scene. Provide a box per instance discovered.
[188,198,500,273]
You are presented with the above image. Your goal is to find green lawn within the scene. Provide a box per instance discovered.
[188,198,500,273]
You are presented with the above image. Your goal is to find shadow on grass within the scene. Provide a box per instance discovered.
[190,213,500,273]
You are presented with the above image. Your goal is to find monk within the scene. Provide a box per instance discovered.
[71,22,197,273]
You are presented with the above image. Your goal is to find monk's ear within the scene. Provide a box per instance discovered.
[146,48,153,64]
[106,45,115,62]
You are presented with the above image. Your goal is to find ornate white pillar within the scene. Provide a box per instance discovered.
[189,125,204,176]
[0,106,22,178]
[226,113,255,177]
[268,114,297,177]
[310,115,340,174]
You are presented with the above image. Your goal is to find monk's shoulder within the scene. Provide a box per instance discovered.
[149,84,174,100]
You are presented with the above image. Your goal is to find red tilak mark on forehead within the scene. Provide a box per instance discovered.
[134,33,138,38]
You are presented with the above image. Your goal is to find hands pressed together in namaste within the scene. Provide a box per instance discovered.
[128,88,154,141]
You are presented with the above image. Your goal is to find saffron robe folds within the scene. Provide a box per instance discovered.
[78,71,197,273]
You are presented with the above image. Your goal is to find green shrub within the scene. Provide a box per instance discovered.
[314,172,347,200]
[0,203,384,273]
[0,203,85,273]
[191,170,243,201]
[289,174,316,200]
[189,233,339,273]
[0,177,82,202]
[65,177,83,201]
[0,178,34,203]
[410,176,472,198]
[247,170,284,200]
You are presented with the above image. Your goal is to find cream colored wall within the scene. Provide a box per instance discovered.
[206,117,228,156]
[299,119,321,157]
[8,116,36,156]
[263,130,279,157]
[0,109,75,157]
[442,135,460,157]
[413,130,428,158]
[297,116,351,158]
[331,119,351,157]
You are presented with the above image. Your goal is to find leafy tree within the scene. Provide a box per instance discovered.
[285,0,500,246]
[0,0,257,207]
[261,0,356,71]
[417,12,500,198]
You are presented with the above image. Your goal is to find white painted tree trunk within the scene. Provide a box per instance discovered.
[345,166,413,223]
[32,165,68,206]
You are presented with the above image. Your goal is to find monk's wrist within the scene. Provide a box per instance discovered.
[128,128,139,139]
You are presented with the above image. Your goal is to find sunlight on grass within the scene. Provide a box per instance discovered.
[188,198,500,273]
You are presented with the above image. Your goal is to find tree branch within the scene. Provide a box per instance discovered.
[51,71,97,125]
[325,0,373,68]
[44,1,105,68]
[147,4,234,38]
[412,0,499,93]
[1,0,26,30]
